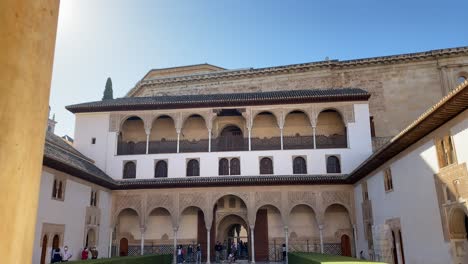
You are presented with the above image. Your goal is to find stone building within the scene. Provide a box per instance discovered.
[33,47,468,264]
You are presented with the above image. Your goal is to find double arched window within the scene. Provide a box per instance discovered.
[326,156,341,173]
[123,161,136,179]
[155,160,168,178]
[293,156,307,174]
[187,159,200,177]
[259,157,273,174]
[219,158,241,176]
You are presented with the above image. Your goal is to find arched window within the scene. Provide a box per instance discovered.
[187,159,200,177]
[259,157,273,174]
[230,158,241,175]
[293,157,307,174]
[219,158,229,176]
[458,75,466,84]
[57,181,63,199]
[155,160,168,178]
[123,161,136,179]
[326,156,341,173]
[52,180,57,198]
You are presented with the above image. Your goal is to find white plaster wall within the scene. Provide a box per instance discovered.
[74,113,110,171]
[72,104,371,179]
[33,168,112,263]
[353,109,468,264]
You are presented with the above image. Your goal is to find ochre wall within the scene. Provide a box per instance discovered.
[133,57,468,137]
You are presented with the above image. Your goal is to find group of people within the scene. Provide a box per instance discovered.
[50,245,99,263]
[176,243,202,263]
[214,240,248,263]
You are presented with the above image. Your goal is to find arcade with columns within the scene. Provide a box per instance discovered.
[111,185,355,262]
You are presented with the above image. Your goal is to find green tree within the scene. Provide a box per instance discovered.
[102,77,113,100]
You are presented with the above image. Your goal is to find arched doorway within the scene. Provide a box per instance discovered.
[217,125,244,151]
[52,234,59,250]
[119,238,128,256]
[324,204,352,256]
[341,234,351,257]
[86,228,96,247]
[448,207,468,264]
[214,195,249,261]
[40,235,48,264]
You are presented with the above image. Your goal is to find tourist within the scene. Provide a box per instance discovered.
[282,243,286,262]
[222,240,228,260]
[230,242,237,261]
[187,244,193,262]
[214,241,220,263]
[91,247,98,259]
[51,248,62,263]
[81,247,89,260]
[61,245,72,262]
[359,251,366,260]
[177,245,183,264]
[196,244,202,263]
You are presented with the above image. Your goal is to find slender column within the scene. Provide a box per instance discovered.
[208,129,212,152]
[140,227,145,255]
[250,226,255,263]
[145,133,150,154]
[248,128,252,151]
[0,1,59,263]
[176,131,181,153]
[319,225,324,253]
[353,225,358,257]
[173,228,178,264]
[312,127,317,149]
[284,226,289,264]
[207,229,211,264]
[280,128,284,150]
[108,227,113,258]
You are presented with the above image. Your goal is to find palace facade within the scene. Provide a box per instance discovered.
[34,47,468,264]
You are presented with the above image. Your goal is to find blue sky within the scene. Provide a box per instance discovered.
[50,0,468,137]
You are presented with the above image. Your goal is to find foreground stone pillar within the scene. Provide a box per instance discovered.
[140,227,145,255]
[0,1,59,263]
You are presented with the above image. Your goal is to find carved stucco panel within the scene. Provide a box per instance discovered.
[112,194,143,226]
[288,191,317,210]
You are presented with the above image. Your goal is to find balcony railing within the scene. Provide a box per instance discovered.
[212,136,248,152]
[316,134,347,149]
[117,134,347,155]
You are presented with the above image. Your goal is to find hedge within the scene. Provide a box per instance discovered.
[288,252,385,264]
[68,254,172,264]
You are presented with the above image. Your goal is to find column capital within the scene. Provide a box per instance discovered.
[140,226,146,233]
[318,224,324,230]
[283,226,289,231]
[173,227,179,232]
[250,225,255,230]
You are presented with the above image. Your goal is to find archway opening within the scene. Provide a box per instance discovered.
[284,110,314,149]
[216,125,245,151]
[214,195,249,260]
[40,235,48,264]
[86,228,96,248]
[179,206,207,261]
[252,112,281,150]
[180,115,209,153]
[149,115,177,154]
[324,204,352,256]
[146,207,173,254]
[316,110,347,148]
[116,208,140,256]
[118,116,146,155]
[288,204,319,253]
